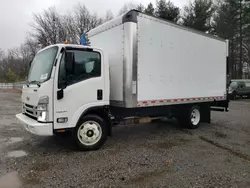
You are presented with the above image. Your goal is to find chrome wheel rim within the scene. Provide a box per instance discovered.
[77,121,102,146]
[190,109,200,126]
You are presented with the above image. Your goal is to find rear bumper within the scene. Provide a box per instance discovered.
[16,113,53,136]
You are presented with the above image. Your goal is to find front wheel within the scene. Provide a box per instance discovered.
[74,114,108,151]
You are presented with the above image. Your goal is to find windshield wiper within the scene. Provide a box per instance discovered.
[28,80,41,87]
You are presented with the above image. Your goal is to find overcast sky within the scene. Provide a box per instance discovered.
[0,0,187,50]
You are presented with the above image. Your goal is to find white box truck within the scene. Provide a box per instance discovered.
[16,10,229,150]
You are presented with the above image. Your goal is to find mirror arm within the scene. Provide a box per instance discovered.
[29,60,32,67]
[63,79,67,89]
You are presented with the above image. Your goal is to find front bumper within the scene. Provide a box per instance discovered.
[16,113,53,136]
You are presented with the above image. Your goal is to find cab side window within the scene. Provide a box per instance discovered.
[58,50,101,88]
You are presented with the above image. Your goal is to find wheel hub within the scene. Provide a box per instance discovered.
[190,109,200,126]
[86,130,94,137]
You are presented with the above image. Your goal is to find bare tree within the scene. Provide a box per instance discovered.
[0,48,21,81]
[73,3,102,42]
[0,49,7,81]
[104,10,114,22]
[118,2,137,15]
[0,38,40,81]
[24,37,40,58]
[31,7,63,47]
[137,4,145,12]
[0,3,107,81]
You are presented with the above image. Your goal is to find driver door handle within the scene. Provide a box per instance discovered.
[97,90,103,100]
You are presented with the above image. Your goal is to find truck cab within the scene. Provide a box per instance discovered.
[16,44,111,150]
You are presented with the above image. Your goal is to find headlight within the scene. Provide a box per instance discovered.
[38,96,49,104]
[228,87,233,94]
[37,96,49,122]
[37,104,47,111]
[38,111,48,122]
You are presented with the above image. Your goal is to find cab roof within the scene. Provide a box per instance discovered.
[37,44,103,54]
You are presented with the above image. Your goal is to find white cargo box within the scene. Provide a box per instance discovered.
[88,10,228,108]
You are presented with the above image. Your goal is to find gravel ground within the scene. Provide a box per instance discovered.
[0,90,250,188]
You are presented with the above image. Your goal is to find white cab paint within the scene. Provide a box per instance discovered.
[16,113,53,135]
[53,46,109,130]
[17,44,109,134]
[88,20,124,103]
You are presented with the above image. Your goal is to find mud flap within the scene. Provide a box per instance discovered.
[201,104,211,124]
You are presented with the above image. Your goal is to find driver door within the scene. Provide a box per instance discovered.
[53,48,105,130]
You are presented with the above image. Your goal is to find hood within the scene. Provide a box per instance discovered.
[21,79,53,106]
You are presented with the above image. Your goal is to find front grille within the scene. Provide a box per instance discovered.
[26,109,33,114]
[25,104,33,108]
[23,103,38,120]
[24,112,37,120]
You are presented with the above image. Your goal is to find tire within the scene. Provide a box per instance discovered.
[178,105,201,129]
[230,91,237,100]
[74,114,108,151]
[232,91,237,100]
[187,105,201,129]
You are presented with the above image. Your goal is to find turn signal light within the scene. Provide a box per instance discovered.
[56,129,65,133]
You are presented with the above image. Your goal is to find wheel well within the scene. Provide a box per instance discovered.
[173,103,211,123]
[78,107,112,136]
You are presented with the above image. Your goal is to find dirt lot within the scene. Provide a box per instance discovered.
[0,90,250,188]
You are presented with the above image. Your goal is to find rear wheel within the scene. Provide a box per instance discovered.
[188,106,201,129]
[177,105,201,129]
[74,114,108,151]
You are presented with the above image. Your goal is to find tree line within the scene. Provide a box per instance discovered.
[0,0,249,82]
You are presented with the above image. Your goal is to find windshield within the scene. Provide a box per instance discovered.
[28,46,58,83]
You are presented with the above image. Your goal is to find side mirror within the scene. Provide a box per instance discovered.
[58,76,67,90]
[57,89,64,100]
[65,52,74,74]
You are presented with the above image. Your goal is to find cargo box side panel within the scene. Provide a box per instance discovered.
[137,14,227,105]
[89,25,124,103]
